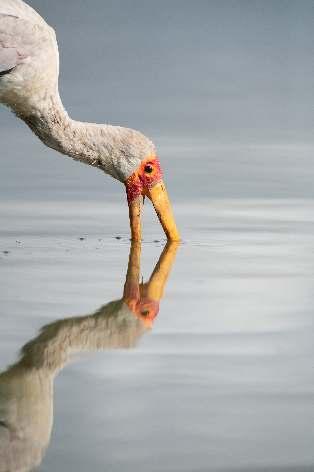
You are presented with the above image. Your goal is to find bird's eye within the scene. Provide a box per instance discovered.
[141,309,150,317]
[144,164,153,174]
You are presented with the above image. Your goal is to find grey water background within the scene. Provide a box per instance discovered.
[1,0,313,202]
[1,1,314,471]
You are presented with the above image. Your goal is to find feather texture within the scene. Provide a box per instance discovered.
[0,0,155,182]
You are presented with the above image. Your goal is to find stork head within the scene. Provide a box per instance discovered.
[125,155,180,241]
[98,127,180,241]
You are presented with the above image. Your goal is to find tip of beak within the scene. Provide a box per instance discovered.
[146,181,180,241]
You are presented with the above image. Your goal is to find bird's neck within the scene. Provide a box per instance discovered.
[13,91,153,181]
[15,300,145,376]
[17,93,105,171]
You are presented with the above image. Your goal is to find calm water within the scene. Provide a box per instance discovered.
[1,199,314,471]
[1,0,313,467]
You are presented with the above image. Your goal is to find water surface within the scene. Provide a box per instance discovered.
[1,200,314,471]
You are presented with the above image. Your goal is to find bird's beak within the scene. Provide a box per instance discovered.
[145,180,180,241]
[144,241,180,300]
[128,180,180,241]
[128,197,143,242]
[123,240,179,327]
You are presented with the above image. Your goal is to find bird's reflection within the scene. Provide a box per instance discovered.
[0,242,179,472]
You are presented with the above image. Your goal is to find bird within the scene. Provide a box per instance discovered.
[0,0,180,241]
[0,241,179,471]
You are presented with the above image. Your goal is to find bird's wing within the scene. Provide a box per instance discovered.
[0,14,31,73]
[0,0,58,75]
[0,43,18,73]
[0,0,44,21]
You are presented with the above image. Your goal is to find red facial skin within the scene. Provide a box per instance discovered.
[125,156,163,205]
[124,281,160,325]
[132,298,160,323]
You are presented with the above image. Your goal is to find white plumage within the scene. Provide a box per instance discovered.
[0,0,155,181]
[0,0,180,241]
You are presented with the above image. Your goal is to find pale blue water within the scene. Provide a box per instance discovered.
[1,0,313,468]
[1,200,314,471]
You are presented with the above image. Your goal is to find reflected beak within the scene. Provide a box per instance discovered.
[145,241,180,300]
[128,180,180,241]
[123,239,179,328]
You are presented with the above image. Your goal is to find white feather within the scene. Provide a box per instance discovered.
[0,0,155,181]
